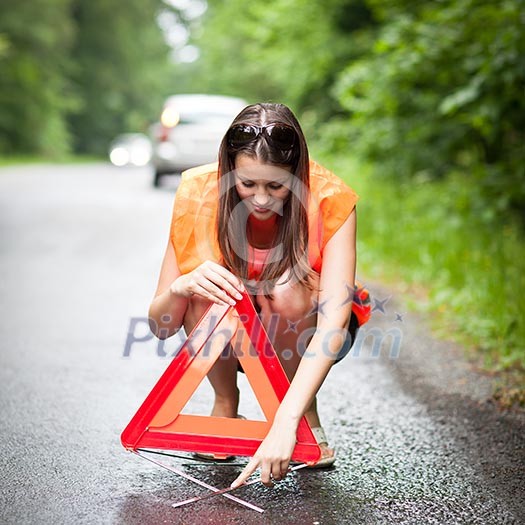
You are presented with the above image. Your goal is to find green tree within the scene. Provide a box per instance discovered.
[68,0,175,154]
[187,0,375,125]
[334,0,525,218]
[0,0,75,156]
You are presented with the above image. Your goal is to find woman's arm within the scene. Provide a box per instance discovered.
[231,208,357,487]
[149,240,245,339]
[271,207,356,421]
[148,239,189,339]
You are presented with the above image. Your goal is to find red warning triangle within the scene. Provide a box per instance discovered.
[121,293,321,463]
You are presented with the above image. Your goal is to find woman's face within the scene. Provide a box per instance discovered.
[234,154,292,220]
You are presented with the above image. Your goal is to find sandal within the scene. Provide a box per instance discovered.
[192,451,235,461]
[307,426,336,468]
[193,415,246,461]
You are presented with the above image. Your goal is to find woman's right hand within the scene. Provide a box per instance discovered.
[170,261,244,307]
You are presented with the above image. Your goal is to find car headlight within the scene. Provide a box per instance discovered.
[109,146,130,166]
[130,145,152,167]
[160,106,180,128]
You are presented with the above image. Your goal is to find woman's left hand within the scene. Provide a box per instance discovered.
[230,420,297,488]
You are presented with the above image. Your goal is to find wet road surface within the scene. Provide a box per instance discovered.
[0,164,523,524]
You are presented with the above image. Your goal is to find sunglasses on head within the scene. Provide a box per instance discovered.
[227,123,297,151]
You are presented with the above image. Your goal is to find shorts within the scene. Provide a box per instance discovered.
[333,311,360,363]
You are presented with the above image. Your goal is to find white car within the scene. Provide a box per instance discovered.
[150,94,247,187]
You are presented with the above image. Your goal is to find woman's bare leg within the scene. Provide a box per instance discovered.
[254,273,331,435]
[183,297,239,418]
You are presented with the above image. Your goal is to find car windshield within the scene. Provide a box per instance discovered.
[178,110,236,125]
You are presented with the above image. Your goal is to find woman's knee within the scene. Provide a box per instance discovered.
[256,278,318,321]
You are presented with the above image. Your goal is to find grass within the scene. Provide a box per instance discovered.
[314,151,525,408]
[0,154,104,167]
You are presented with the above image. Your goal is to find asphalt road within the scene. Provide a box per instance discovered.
[0,163,523,525]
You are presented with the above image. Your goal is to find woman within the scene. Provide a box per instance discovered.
[148,102,367,488]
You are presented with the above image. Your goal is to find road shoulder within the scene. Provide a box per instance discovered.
[363,279,525,522]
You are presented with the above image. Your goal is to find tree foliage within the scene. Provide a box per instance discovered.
[0,0,175,156]
[334,0,525,218]
[0,0,76,156]
[68,0,174,154]
[188,0,375,122]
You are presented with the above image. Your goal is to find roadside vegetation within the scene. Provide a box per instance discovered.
[0,0,174,158]
[315,152,525,408]
[0,154,102,167]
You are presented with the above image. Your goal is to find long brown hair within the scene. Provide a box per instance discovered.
[217,103,315,295]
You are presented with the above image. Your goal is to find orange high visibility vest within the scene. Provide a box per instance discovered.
[169,159,359,276]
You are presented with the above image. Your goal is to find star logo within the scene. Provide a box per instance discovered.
[284,319,299,334]
[339,283,356,307]
[372,296,390,314]
[394,312,404,322]
[307,299,328,318]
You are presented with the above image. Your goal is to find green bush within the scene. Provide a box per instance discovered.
[334,0,525,221]
[317,153,525,371]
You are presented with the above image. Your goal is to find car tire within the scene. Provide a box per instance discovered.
[153,170,163,187]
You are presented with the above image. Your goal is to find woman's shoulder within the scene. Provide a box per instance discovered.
[179,162,219,190]
[173,162,219,219]
[177,162,218,201]
[170,162,221,270]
